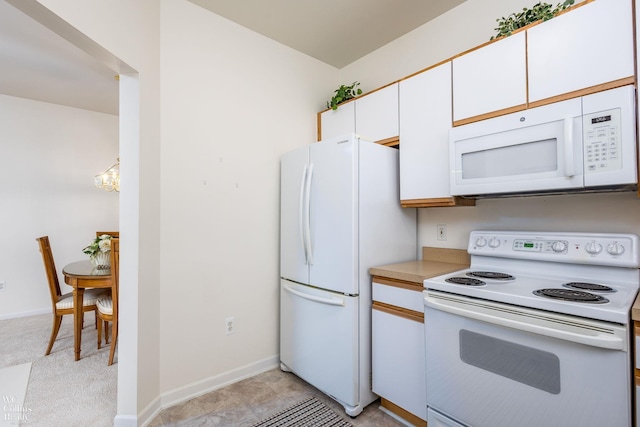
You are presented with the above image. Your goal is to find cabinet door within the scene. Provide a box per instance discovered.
[355,83,399,143]
[318,101,355,141]
[399,63,453,201]
[372,307,426,421]
[452,31,527,123]
[528,0,634,103]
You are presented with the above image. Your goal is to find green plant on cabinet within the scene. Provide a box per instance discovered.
[326,81,363,110]
[491,0,575,40]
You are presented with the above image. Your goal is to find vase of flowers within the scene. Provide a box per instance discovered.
[83,234,112,269]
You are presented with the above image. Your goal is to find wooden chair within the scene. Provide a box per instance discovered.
[36,236,105,356]
[97,238,119,365]
[95,231,119,238]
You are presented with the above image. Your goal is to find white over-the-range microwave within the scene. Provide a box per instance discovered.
[449,85,637,198]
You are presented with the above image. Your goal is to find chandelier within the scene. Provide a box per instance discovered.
[94,158,120,192]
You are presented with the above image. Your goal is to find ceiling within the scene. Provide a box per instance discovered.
[0,0,466,116]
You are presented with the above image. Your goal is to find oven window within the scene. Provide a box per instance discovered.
[461,138,557,179]
[459,329,561,394]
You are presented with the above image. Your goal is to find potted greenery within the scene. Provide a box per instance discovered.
[490,0,574,40]
[83,234,112,269]
[326,82,363,110]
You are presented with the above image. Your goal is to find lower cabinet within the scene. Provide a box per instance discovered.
[372,277,426,426]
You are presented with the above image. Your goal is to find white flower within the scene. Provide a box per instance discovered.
[98,238,111,252]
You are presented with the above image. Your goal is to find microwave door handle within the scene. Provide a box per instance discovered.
[564,117,575,177]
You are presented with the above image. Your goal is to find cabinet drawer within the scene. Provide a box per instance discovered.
[372,281,423,312]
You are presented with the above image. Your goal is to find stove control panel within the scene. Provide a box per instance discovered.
[513,239,568,254]
[468,231,640,267]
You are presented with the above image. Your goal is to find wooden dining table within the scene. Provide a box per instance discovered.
[62,260,112,361]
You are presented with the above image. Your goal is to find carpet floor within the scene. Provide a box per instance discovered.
[0,312,117,426]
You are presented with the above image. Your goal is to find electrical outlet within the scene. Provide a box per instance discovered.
[225,317,235,335]
[437,224,447,241]
[0,281,5,292]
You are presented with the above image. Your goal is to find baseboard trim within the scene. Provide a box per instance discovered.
[113,414,138,427]
[0,308,50,321]
[138,355,280,426]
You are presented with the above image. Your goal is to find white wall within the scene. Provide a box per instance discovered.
[159,0,336,398]
[0,94,118,319]
[339,0,640,250]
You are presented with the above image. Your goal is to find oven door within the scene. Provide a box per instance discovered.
[424,290,632,427]
[449,97,583,196]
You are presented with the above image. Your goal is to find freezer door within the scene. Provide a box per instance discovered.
[280,280,359,406]
[280,146,310,284]
[308,137,358,294]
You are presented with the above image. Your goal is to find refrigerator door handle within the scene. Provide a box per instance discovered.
[304,163,314,265]
[299,164,309,264]
[283,283,345,307]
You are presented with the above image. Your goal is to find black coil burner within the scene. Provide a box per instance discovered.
[445,277,485,286]
[563,282,615,292]
[533,288,609,304]
[467,271,515,281]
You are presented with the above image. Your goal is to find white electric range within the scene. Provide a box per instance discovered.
[423,230,640,427]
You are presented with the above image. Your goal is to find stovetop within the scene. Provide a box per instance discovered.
[424,231,640,324]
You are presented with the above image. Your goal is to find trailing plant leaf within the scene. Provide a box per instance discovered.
[327,82,363,110]
[490,0,574,40]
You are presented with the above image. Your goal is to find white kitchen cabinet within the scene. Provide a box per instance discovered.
[372,278,426,427]
[452,31,527,124]
[528,0,634,104]
[399,62,474,208]
[318,101,355,141]
[355,83,399,145]
[318,83,399,145]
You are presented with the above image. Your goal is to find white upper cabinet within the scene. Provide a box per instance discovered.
[355,83,399,144]
[318,101,355,141]
[452,31,527,123]
[400,62,458,204]
[318,83,399,144]
[528,0,634,104]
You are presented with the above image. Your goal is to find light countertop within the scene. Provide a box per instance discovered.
[369,247,470,285]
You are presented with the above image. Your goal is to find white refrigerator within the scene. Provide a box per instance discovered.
[279,133,417,417]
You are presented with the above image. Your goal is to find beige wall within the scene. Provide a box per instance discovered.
[158,0,336,401]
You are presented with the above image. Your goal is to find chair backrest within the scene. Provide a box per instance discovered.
[96,231,119,238]
[35,236,62,307]
[110,238,120,316]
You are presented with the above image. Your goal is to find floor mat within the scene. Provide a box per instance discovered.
[252,396,353,427]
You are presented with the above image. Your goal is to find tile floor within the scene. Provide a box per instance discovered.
[148,368,406,426]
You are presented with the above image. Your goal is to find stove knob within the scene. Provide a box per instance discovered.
[551,241,567,253]
[607,242,625,256]
[475,237,487,247]
[488,238,500,248]
[585,241,603,255]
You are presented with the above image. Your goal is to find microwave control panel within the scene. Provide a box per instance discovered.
[583,108,622,174]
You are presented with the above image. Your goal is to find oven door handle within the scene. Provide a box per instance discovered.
[424,293,627,351]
